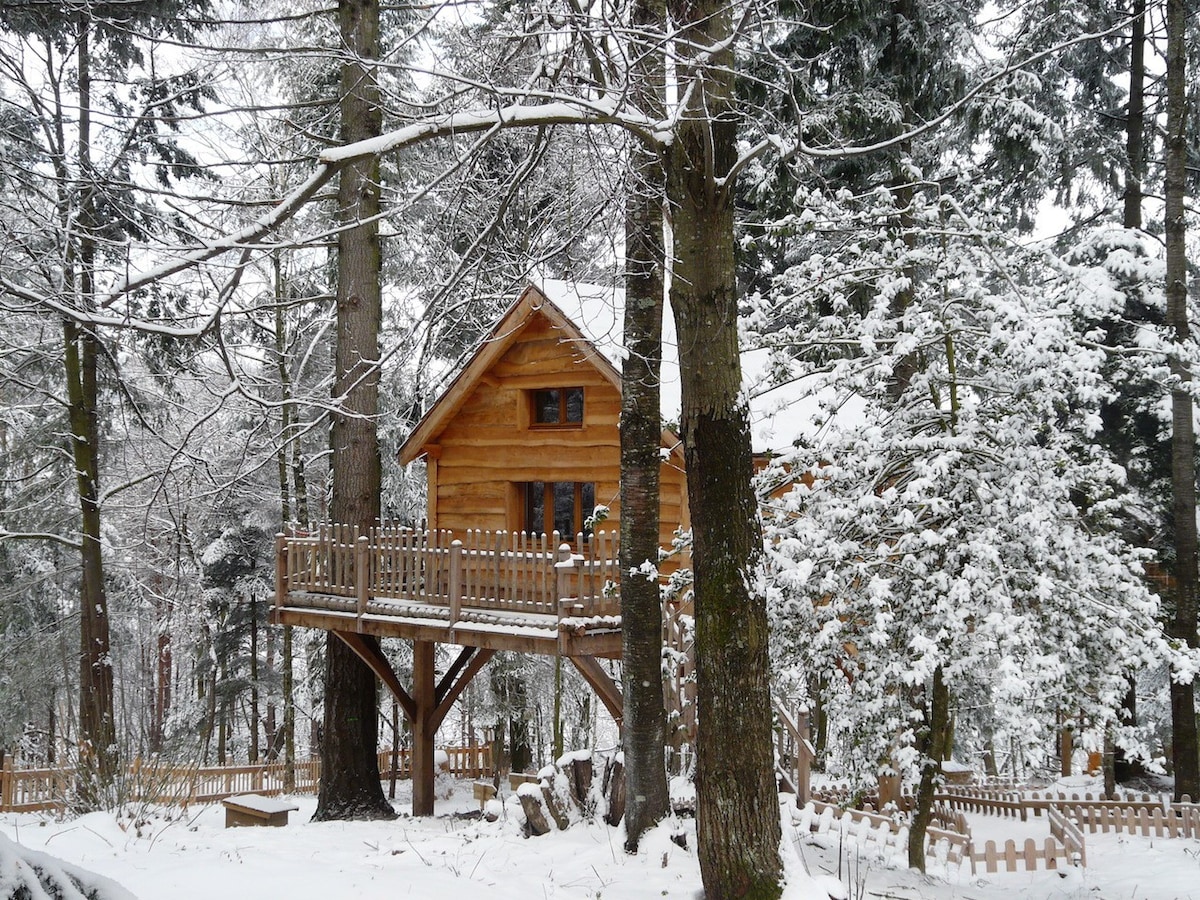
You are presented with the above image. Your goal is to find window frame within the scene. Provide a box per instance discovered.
[528,386,585,428]
[522,481,596,538]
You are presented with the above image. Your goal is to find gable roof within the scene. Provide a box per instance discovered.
[398,282,684,465]
[399,278,854,465]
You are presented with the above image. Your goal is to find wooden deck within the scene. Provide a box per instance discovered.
[273,525,624,658]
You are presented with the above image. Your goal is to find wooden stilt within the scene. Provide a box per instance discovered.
[412,640,437,816]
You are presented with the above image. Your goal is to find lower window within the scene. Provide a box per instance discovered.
[523,482,596,538]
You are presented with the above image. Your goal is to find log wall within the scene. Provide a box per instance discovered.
[427,314,689,555]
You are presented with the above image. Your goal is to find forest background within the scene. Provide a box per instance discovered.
[1,0,1199,892]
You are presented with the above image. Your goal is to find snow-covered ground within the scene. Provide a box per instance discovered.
[3,777,1199,900]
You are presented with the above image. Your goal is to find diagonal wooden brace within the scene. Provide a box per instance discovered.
[570,655,623,725]
[333,630,416,722]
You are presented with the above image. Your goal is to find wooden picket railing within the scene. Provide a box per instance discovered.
[1,746,494,813]
[969,837,1080,874]
[0,757,319,813]
[277,525,621,624]
[1060,802,1200,840]
[377,745,493,780]
[798,799,971,868]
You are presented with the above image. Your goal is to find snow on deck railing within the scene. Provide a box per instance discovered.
[275,525,621,622]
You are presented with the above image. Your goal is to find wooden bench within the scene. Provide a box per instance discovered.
[473,780,497,808]
[509,772,539,791]
[222,794,299,828]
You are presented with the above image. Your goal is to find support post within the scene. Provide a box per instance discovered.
[274,534,287,612]
[355,534,370,621]
[448,540,463,629]
[412,640,436,816]
[555,542,576,600]
[797,706,813,806]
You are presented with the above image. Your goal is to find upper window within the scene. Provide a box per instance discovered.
[531,387,584,426]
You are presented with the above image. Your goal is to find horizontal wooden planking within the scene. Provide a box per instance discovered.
[436,425,621,449]
[435,481,508,503]
[483,372,612,390]
[437,460,623,484]
[436,512,509,534]
[496,334,587,366]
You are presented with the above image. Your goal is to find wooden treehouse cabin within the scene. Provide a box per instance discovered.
[273,280,697,815]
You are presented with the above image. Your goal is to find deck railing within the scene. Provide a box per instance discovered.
[276,525,622,622]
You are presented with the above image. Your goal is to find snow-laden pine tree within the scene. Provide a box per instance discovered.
[756,186,1175,867]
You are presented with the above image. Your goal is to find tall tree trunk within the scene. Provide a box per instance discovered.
[664,0,782,890]
[250,595,260,764]
[1112,0,1146,792]
[1164,0,1198,804]
[274,261,300,788]
[620,0,670,849]
[907,666,950,871]
[314,0,394,821]
[69,21,117,803]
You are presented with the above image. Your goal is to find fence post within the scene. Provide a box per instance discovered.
[275,533,288,612]
[356,534,370,620]
[448,540,464,627]
[555,543,578,618]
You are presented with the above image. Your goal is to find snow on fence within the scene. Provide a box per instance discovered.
[937,787,1027,820]
[797,800,972,869]
[277,525,621,621]
[1060,802,1200,840]
[969,837,1079,874]
[800,800,908,857]
[376,745,492,780]
[1,746,492,813]
[1047,805,1087,867]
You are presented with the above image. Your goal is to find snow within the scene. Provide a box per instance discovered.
[222,794,298,815]
[6,779,1200,899]
[0,783,821,899]
[533,277,856,453]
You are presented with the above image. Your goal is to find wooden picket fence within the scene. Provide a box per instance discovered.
[968,837,1079,874]
[1,745,493,813]
[799,800,972,869]
[1061,802,1200,839]
[376,745,492,780]
[0,757,320,813]
[936,788,1027,820]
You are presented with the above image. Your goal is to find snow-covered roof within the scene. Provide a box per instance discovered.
[399,276,854,463]
[534,277,850,455]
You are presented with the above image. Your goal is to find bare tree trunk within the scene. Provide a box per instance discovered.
[313,0,394,821]
[620,0,670,847]
[663,0,782,888]
[67,24,117,801]
[1164,0,1198,804]
[250,595,260,764]
[273,260,300,788]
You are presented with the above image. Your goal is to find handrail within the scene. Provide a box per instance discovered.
[277,525,622,623]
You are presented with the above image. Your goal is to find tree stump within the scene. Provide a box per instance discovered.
[568,756,593,809]
[542,782,571,830]
[517,786,552,836]
[604,759,626,826]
